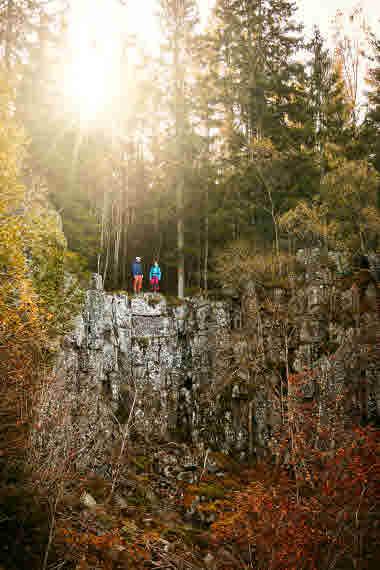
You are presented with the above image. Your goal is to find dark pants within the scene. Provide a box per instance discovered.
[150,276,159,291]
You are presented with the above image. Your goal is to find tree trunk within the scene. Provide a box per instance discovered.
[121,159,128,288]
[177,178,185,298]
[113,199,121,287]
[174,1,186,299]
[203,117,210,293]
[203,191,209,293]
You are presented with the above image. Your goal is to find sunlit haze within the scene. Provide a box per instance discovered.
[62,0,208,125]
[296,0,380,38]
[62,0,380,124]
[63,0,124,124]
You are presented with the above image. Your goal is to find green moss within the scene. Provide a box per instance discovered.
[164,295,185,307]
[135,336,149,350]
[198,484,226,500]
[182,527,210,548]
[135,455,150,474]
[184,286,202,297]
[126,494,146,506]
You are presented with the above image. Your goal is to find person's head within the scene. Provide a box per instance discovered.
[136,256,141,262]
[154,260,158,266]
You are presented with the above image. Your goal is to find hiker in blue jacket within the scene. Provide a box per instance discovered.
[149,260,161,292]
[132,256,143,293]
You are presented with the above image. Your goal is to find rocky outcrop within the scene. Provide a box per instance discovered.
[37,276,243,471]
[36,249,380,472]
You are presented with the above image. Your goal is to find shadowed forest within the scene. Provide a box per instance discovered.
[0,1,379,569]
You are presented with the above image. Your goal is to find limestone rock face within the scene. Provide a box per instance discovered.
[39,282,246,469]
[37,248,380,471]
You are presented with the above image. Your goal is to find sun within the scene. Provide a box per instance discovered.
[62,0,124,125]
[61,0,214,127]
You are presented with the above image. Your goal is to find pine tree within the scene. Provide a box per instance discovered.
[302,27,350,179]
[211,0,303,146]
[362,36,380,221]
[365,37,380,173]
[194,0,306,249]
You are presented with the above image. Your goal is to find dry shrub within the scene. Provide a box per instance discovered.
[211,368,380,570]
[0,68,74,569]
[214,239,296,291]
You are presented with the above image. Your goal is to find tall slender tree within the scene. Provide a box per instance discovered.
[197,0,304,247]
[331,5,371,128]
[363,35,380,216]
[304,27,350,179]
[365,37,380,170]
[211,0,304,147]
[159,0,199,298]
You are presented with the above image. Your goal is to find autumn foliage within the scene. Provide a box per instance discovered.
[0,70,46,459]
[0,68,81,569]
[211,380,380,569]
[0,68,83,463]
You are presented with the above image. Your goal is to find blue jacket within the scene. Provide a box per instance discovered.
[149,265,161,280]
[132,261,143,276]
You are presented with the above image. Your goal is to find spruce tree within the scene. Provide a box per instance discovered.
[363,36,380,216]
[211,0,304,146]
[365,37,380,173]
[301,27,350,180]
[196,0,305,248]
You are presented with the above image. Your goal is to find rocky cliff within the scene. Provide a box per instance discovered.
[36,249,380,474]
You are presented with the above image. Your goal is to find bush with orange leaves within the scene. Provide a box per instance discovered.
[0,70,47,462]
[0,69,80,570]
[0,67,81,465]
[211,367,379,570]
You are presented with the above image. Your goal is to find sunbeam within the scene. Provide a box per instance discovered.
[62,0,124,125]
